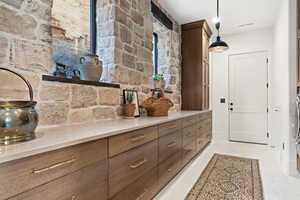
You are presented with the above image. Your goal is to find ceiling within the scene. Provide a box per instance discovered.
[157,0,283,35]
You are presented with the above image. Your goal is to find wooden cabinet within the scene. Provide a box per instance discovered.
[298,0,300,85]
[1,112,212,200]
[111,167,158,200]
[9,161,108,200]
[182,20,212,110]
[109,126,158,157]
[109,140,158,198]
[158,130,182,163]
[0,139,108,200]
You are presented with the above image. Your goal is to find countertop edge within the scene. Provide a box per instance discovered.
[0,110,211,164]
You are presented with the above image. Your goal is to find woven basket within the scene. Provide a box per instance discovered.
[141,96,174,117]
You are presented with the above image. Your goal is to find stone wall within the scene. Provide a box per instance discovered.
[0,0,181,128]
[152,0,181,111]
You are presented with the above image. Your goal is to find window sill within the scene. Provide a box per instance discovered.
[42,75,120,88]
[151,89,174,94]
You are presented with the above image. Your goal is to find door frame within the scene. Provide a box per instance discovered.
[227,50,270,145]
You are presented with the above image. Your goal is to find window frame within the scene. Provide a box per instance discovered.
[153,32,159,75]
[90,0,97,54]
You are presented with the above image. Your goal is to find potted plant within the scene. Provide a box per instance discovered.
[124,91,136,118]
[152,74,165,89]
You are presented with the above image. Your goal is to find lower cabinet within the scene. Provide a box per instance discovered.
[1,111,212,200]
[109,140,158,198]
[158,152,182,189]
[9,161,108,200]
[111,167,159,200]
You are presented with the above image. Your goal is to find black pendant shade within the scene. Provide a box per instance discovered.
[209,36,229,52]
[209,0,229,52]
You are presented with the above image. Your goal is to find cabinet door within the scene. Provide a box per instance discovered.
[202,30,209,63]
[298,39,300,84]
[109,140,158,198]
[111,167,158,200]
[9,161,108,200]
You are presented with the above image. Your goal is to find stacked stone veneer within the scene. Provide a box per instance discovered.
[0,0,182,128]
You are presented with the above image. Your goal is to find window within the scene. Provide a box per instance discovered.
[152,32,158,74]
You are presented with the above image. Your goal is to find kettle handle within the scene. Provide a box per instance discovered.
[0,67,34,101]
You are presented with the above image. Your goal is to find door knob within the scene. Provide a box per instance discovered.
[229,108,233,111]
[230,103,233,106]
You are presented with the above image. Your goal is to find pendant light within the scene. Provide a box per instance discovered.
[209,0,229,52]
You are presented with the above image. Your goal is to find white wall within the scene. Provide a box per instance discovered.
[211,28,276,144]
[273,0,292,174]
[211,0,299,176]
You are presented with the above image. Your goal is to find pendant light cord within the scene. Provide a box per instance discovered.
[216,0,220,37]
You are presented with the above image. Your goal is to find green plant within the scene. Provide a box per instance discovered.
[125,91,134,104]
[152,74,164,81]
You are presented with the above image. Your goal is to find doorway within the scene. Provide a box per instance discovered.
[228,51,269,144]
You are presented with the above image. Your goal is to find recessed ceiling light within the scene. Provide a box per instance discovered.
[238,23,254,27]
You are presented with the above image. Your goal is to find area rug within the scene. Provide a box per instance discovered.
[185,154,264,200]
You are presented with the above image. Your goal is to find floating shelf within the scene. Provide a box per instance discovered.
[42,75,120,88]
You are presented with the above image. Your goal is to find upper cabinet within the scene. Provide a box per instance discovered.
[181,20,212,110]
[298,0,300,86]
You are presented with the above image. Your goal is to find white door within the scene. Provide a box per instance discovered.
[229,52,268,144]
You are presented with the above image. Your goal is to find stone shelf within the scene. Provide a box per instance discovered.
[42,75,120,88]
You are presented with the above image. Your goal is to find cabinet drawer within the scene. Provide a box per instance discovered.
[182,116,198,128]
[109,140,158,198]
[111,167,158,200]
[182,125,196,147]
[0,139,108,200]
[158,152,182,189]
[9,161,108,200]
[182,141,197,167]
[158,120,181,137]
[199,111,212,121]
[109,126,158,157]
[158,130,182,163]
[196,138,209,153]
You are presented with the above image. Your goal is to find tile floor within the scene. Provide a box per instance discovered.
[154,141,300,200]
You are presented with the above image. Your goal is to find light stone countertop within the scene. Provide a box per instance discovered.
[0,110,210,164]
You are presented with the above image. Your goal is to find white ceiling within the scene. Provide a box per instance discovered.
[157,0,283,35]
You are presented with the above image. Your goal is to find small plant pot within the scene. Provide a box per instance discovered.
[124,104,136,118]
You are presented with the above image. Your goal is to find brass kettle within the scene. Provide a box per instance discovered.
[0,68,38,145]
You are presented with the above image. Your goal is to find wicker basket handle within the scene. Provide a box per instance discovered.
[0,67,34,101]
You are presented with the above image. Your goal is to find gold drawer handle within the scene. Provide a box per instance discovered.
[167,168,173,172]
[130,158,147,169]
[167,142,177,148]
[136,189,148,200]
[131,134,146,142]
[32,158,76,174]
[71,196,78,200]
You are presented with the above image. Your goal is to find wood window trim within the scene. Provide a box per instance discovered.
[153,32,159,75]
[90,0,97,54]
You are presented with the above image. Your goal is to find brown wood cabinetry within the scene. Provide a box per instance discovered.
[9,161,108,200]
[298,0,300,85]
[1,111,212,200]
[0,139,108,200]
[182,20,212,110]
[109,140,158,198]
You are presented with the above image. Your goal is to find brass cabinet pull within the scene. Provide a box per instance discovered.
[129,158,147,169]
[136,189,148,200]
[167,168,173,172]
[71,196,78,200]
[32,158,76,174]
[130,134,146,142]
[167,141,177,148]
